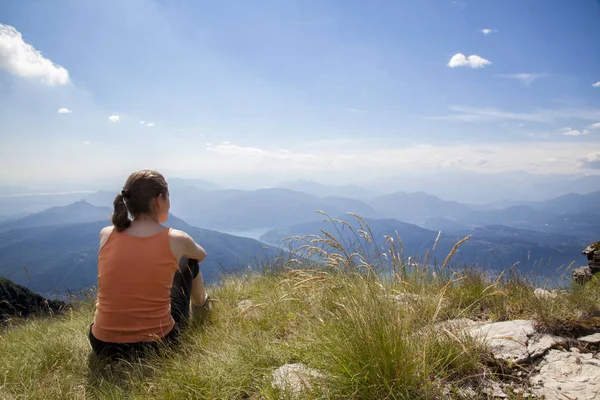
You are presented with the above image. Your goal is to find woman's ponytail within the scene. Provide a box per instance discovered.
[112,193,131,232]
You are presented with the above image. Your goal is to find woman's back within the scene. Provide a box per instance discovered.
[92,227,179,343]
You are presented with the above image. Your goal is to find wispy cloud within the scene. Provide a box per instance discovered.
[429,105,600,124]
[447,53,491,68]
[57,108,72,114]
[588,122,600,130]
[81,141,92,145]
[480,28,498,36]
[497,73,542,86]
[0,24,69,85]
[579,151,600,169]
[200,140,597,176]
[146,122,154,127]
[452,1,467,8]
[593,81,600,88]
[108,115,120,122]
[432,105,547,123]
[140,121,145,125]
[560,127,589,136]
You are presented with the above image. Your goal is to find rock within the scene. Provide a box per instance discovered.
[530,349,600,400]
[573,266,593,284]
[271,363,325,397]
[465,320,565,363]
[527,333,565,359]
[579,333,600,344]
[533,288,558,299]
[583,242,600,273]
[466,320,535,363]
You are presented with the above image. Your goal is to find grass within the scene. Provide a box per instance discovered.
[1,216,599,399]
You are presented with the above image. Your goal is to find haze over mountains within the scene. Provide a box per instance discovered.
[0,177,598,293]
[0,202,276,294]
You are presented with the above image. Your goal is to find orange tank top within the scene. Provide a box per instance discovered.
[92,228,178,343]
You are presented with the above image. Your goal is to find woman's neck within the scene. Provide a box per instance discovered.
[132,214,160,225]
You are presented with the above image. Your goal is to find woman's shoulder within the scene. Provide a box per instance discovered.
[168,228,193,242]
[100,225,115,236]
[99,225,115,249]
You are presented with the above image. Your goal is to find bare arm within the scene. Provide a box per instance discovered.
[170,229,207,263]
[99,226,114,250]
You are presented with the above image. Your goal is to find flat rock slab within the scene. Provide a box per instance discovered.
[579,333,600,344]
[527,332,565,359]
[531,349,600,399]
[465,320,564,363]
[271,363,325,397]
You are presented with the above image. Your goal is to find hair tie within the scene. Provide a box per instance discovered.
[121,189,130,199]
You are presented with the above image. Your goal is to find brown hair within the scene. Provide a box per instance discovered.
[112,170,169,232]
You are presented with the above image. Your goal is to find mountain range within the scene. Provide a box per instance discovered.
[0,179,597,292]
[0,203,277,294]
[86,188,380,231]
[260,217,587,279]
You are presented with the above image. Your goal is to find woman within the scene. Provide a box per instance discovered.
[89,170,209,359]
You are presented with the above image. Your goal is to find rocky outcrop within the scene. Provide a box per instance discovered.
[439,317,600,398]
[585,242,600,273]
[530,349,600,399]
[464,320,565,363]
[573,242,600,284]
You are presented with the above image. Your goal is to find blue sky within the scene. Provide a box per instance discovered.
[1,0,600,188]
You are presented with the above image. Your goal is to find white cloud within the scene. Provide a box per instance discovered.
[560,127,589,136]
[497,73,542,86]
[579,151,600,169]
[108,115,120,122]
[593,81,600,88]
[480,28,497,35]
[198,140,598,176]
[81,141,92,145]
[57,108,72,114]
[588,122,600,130]
[146,122,154,127]
[140,121,145,124]
[0,24,69,85]
[447,53,491,68]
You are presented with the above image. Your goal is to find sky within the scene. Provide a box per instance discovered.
[1,0,600,189]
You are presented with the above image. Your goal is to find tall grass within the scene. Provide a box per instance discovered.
[0,214,598,399]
